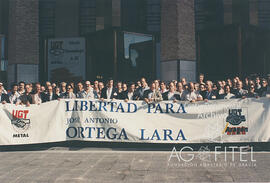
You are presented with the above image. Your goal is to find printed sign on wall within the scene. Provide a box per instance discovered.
[48,37,86,82]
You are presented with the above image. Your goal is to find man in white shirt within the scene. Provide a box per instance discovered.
[123,83,138,101]
[17,81,25,96]
[160,81,168,94]
[162,82,181,102]
[176,82,188,101]
[143,82,163,103]
[184,82,203,102]
[101,79,118,99]
[82,81,94,99]
[219,85,236,99]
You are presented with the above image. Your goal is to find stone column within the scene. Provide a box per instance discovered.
[161,0,196,82]
[8,0,39,86]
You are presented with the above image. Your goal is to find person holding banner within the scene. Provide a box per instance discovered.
[122,83,137,101]
[118,83,127,100]
[75,82,84,98]
[219,85,236,99]
[160,81,168,94]
[59,82,67,98]
[245,84,259,98]
[136,77,149,100]
[63,84,76,99]
[82,81,94,99]
[203,81,217,101]
[143,82,163,103]
[116,81,123,99]
[184,82,203,102]
[175,82,187,101]
[0,82,10,104]
[92,80,100,99]
[17,81,25,96]
[234,81,248,98]
[32,83,47,104]
[162,82,180,102]
[8,83,21,104]
[101,79,118,100]
[45,85,59,102]
[19,84,32,106]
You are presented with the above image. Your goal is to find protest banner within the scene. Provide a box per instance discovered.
[0,98,269,145]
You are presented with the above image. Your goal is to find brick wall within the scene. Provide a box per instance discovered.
[8,0,39,65]
[161,0,196,62]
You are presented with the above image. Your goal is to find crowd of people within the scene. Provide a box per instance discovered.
[0,74,270,106]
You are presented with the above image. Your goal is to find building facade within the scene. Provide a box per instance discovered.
[195,0,270,80]
[0,0,269,87]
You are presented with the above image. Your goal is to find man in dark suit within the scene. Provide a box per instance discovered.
[19,84,33,106]
[0,83,10,104]
[121,83,139,101]
[233,81,248,98]
[135,77,149,100]
[101,79,118,99]
[143,82,163,103]
[45,85,59,102]
[203,81,217,101]
[162,82,181,101]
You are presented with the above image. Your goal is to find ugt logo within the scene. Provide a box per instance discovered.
[223,109,248,135]
[49,41,64,56]
[11,110,31,133]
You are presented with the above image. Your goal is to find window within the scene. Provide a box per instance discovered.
[232,0,249,25]
[146,0,161,33]
[39,0,56,37]
[195,0,224,31]
[79,0,96,35]
[259,0,270,29]
[121,0,146,32]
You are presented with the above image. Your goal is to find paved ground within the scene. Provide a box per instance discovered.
[0,148,269,183]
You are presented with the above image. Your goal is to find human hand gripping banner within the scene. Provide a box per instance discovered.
[0,98,270,145]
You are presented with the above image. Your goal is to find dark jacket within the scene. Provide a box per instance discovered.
[121,90,138,100]
[162,91,181,101]
[19,93,32,104]
[203,90,217,100]
[101,87,118,99]
[233,89,248,98]
[45,93,59,102]
[0,93,10,103]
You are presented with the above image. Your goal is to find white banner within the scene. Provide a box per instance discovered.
[48,37,85,81]
[0,98,270,145]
